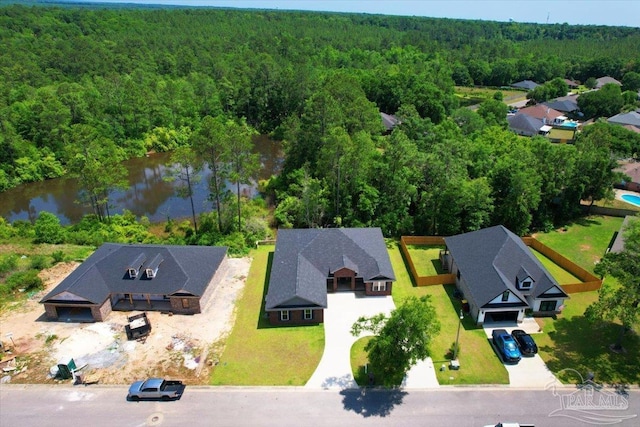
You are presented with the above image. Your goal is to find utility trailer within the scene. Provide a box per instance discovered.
[125,312,152,342]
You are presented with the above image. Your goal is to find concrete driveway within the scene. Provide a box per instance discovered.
[305,293,395,389]
[305,292,440,389]
[484,319,562,388]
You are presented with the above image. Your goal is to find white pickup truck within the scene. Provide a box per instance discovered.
[127,378,185,401]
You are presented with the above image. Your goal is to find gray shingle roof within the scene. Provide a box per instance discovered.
[510,80,539,90]
[508,114,544,136]
[41,243,227,304]
[543,98,579,113]
[608,111,640,127]
[265,228,395,311]
[444,226,566,309]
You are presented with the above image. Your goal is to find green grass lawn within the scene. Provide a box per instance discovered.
[384,242,508,385]
[533,215,624,273]
[530,249,581,284]
[210,246,324,385]
[405,245,445,276]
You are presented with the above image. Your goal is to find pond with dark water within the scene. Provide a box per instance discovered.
[0,135,282,225]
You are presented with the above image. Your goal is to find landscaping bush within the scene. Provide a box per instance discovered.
[51,250,65,264]
[34,211,65,244]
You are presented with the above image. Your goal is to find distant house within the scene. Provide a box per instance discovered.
[595,76,622,89]
[510,80,539,91]
[609,216,638,253]
[442,226,569,325]
[40,243,228,322]
[615,160,640,192]
[265,228,395,325]
[564,79,579,89]
[517,104,565,124]
[507,113,550,137]
[543,95,580,116]
[608,111,640,132]
[380,112,400,133]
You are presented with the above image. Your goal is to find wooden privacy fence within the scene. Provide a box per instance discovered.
[400,236,455,286]
[522,237,602,294]
[402,235,601,293]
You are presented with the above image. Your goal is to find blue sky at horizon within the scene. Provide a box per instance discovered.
[64,1,640,27]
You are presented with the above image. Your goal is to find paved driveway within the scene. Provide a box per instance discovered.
[305,292,439,389]
[484,319,562,388]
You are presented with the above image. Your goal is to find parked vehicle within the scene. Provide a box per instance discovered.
[511,329,538,356]
[491,329,521,364]
[127,378,185,401]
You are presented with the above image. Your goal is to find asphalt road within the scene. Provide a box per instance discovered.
[1,385,638,426]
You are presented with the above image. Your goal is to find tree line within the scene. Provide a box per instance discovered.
[1,4,640,240]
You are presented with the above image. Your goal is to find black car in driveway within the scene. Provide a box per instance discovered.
[511,329,538,356]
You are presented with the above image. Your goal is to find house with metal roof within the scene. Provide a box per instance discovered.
[265,228,395,325]
[40,243,228,322]
[442,226,568,325]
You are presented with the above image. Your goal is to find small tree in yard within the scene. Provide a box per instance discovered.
[351,295,440,386]
[586,217,640,351]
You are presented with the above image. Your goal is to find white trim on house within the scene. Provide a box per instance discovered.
[280,310,290,321]
[488,291,524,304]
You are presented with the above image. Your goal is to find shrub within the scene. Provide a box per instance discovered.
[34,211,65,244]
[51,250,65,264]
[0,254,18,275]
[29,254,50,270]
[4,270,43,293]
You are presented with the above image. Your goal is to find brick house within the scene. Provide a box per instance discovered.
[265,228,395,325]
[40,243,228,322]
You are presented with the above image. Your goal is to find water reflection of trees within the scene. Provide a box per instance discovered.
[0,137,283,224]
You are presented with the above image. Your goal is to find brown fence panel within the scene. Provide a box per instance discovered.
[526,238,600,284]
[416,274,456,286]
[562,280,603,294]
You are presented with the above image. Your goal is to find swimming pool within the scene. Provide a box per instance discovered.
[621,193,640,207]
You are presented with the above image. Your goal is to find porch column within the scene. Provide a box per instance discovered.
[351,276,355,290]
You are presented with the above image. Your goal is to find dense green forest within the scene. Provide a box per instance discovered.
[1,4,640,246]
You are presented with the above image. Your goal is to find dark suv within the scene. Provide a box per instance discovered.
[511,329,538,356]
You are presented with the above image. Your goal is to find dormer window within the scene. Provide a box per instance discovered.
[520,279,532,289]
[145,254,164,279]
[516,267,535,290]
[127,253,147,279]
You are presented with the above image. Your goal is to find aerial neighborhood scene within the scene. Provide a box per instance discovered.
[0,0,639,425]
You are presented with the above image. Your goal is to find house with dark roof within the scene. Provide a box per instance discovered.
[40,243,228,322]
[265,228,395,325]
[609,216,638,254]
[608,111,640,131]
[543,95,580,116]
[507,113,549,137]
[510,80,539,91]
[380,112,400,133]
[442,226,568,325]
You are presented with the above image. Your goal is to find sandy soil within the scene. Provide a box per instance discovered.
[0,257,250,385]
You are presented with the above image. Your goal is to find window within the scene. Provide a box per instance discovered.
[303,309,313,320]
[501,291,510,302]
[456,270,461,279]
[540,300,557,312]
[520,279,532,289]
[181,298,189,308]
[372,281,386,292]
[280,310,290,321]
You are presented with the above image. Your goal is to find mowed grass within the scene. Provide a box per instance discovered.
[533,216,639,386]
[210,246,324,385]
[530,249,581,284]
[387,242,509,385]
[405,245,446,276]
[533,215,624,273]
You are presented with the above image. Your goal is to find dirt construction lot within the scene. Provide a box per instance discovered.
[0,257,250,385]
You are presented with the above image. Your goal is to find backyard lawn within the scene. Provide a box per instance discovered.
[211,245,324,385]
[530,249,581,284]
[404,244,446,276]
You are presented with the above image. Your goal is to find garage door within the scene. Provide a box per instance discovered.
[487,311,518,322]
[55,306,95,322]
